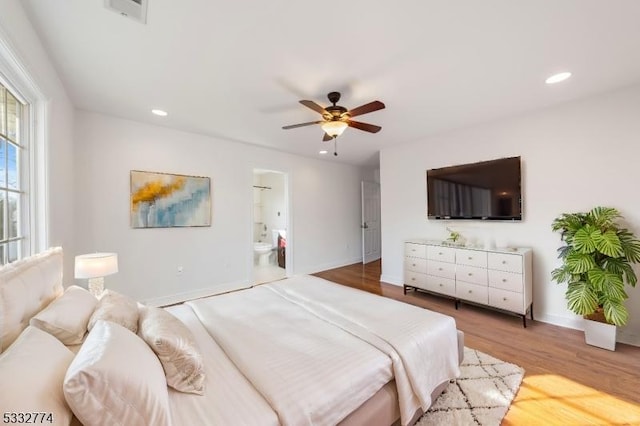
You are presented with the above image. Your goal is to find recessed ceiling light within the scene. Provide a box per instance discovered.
[319,150,328,155]
[545,72,572,85]
[151,109,168,116]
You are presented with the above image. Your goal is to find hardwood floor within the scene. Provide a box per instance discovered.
[314,260,640,425]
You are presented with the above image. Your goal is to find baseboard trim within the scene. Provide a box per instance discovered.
[534,313,639,347]
[142,279,251,307]
[299,257,363,276]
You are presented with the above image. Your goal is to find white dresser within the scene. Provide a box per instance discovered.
[404,240,533,327]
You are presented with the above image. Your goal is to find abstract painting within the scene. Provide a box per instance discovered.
[130,170,211,228]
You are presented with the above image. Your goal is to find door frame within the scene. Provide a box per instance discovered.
[249,168,293,284]
[361,180,381,264]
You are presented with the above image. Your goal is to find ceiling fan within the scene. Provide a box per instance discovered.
[282,91,385,145]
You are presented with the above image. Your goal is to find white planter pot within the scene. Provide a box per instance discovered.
[584,319,617,351]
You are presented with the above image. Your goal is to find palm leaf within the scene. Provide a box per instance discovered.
[603,257,637,287]
[589,206,621,228]
[573,225,599,254]
[566,281,599,315]
[551,265,573,284]
[588,269,626,301]
[618,229,640,263]
[602,300,629,326]
[566,252,597,273]
[593,230,623,257]
[556,245,573,259]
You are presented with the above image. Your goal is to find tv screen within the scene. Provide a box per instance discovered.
[427,156,522,220]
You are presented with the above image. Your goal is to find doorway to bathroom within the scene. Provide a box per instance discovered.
[252,169,289,285]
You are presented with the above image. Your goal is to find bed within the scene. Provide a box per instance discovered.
[0,248,463,426]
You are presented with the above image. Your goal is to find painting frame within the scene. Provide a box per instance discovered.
[130,170,212,229]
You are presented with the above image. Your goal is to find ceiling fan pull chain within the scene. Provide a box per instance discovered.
[334,137,338,156]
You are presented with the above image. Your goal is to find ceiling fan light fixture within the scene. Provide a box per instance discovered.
[321,120,348,137]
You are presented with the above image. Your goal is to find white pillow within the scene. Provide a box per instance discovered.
[64,320,171,426]
[88,289,139,333]
[139,305,206,394]
[30,285,98,345]
[0,326,74,424]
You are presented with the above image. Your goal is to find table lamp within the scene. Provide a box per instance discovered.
[74,253,118,297]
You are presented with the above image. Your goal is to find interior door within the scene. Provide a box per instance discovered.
[361,181,381,264]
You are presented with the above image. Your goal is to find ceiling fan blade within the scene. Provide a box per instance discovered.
[348,100,385,118]
[282,121,323,130]
[299,100,327,115]
[348,120,382,133]
[322,132,333,142]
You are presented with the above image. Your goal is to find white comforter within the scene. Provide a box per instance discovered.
[165,304,279,426]
[267,276,460,424]
[187,286,393,426]
[185,275,460,426]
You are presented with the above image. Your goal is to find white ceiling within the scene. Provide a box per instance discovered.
[22,0,640,166]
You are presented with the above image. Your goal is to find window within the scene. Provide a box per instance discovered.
[0,82,26,265]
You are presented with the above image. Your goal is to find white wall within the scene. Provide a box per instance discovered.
[0,1,76,280]
[74,111,363,304]
[380,84,640,346]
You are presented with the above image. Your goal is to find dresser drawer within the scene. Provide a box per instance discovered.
[455,248,488,268]
[455,264,488,286]
[488,252,523,273]
[426,245,456,263]
[405,270,427,288]
[488,269,523,293]
[404,258,427,273]
[426,260,456,279]
[489,288,525,314]
[456,281,488,305]
[425,275,456,297]
[405,243,427,259]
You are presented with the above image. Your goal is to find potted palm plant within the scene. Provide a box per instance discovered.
[551,207,640,350]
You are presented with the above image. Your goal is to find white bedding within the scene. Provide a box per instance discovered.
[165,304,279,426]
[181,275,460,426]
[187,285,393,426]
[267,276,460,424]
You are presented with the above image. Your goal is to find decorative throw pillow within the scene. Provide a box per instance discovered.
[0,326,74,425]
[88,289,139,333]
[30,285,98,345]
[63,320,171,426]
[139,305,206,395]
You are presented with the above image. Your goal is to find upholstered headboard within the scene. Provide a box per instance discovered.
[0,247,64,352]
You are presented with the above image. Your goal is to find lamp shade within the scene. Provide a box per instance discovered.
[74,253,118,279]
[321,120,348,137]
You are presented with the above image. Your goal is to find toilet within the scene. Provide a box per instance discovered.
[253,242,273,266]
[254,230,283,266]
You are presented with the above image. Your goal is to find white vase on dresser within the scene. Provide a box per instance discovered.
[404,240,533,327]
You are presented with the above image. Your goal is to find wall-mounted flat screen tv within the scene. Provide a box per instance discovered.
[427,156,522,220]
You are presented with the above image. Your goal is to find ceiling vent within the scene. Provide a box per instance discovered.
[105,0,148,24]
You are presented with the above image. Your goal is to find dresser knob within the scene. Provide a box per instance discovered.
[439,283,443,287]
[468,290,472,294]
[502,278,507,282]
[468,273,472,276]
[503,297,507,301]
[502,260,507,264]
[438,252,443,255]
[438,267,443,271]
[411,277,416,281]
[468,257,472,260]
[413,263,416,267]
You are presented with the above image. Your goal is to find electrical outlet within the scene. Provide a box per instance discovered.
[177,266,184,274]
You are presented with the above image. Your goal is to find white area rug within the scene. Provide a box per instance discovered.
[416,347,524,426]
